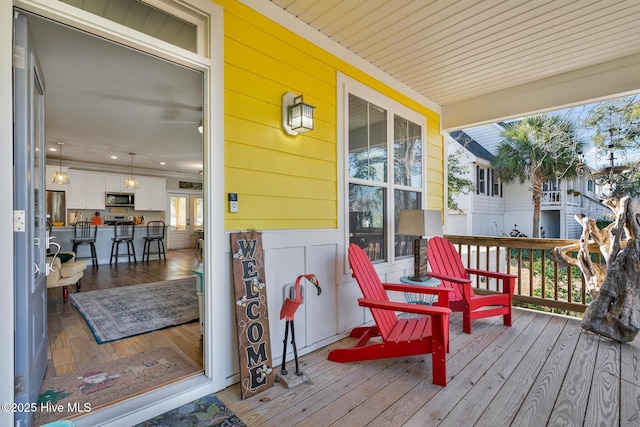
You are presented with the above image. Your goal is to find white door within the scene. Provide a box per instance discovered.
[167,193,203,249]
[13,12,48,426]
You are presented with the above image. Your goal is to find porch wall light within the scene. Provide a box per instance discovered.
[282,92,315,136]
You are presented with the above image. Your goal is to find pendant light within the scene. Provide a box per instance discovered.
[52,142,70,185]
[125,153,139,189]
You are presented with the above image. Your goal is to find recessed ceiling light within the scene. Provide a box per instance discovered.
[111,156,118,159]
[48,148,57,152]
[160,162,166,165]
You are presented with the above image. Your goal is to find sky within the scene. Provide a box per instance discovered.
[545,96,640,170]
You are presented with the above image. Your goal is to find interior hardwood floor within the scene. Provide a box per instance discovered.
[45,249,204,384]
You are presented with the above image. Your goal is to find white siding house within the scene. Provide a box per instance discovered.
[447,124,610,239]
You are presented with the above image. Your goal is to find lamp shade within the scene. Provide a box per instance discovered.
[398,209,443,281]
[398,209,443,237]
[52,142,70,185]
[289,95,315,132]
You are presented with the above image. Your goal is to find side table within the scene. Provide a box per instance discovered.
[399,276,441,306]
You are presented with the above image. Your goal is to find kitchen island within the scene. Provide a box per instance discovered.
[49,225,166,264]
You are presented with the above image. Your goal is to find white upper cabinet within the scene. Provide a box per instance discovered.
[67,171,105,209]
[134,177,166,211]
[105,174,135,193]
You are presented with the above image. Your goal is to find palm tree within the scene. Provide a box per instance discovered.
[494,115,582,238]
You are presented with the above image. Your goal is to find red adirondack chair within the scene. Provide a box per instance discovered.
[426,236,516,334]
[327,243,453,386]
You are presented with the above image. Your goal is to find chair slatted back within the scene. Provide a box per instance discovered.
[114,222,135,240]
[427,236,473,302]
[73,221,96,242]
[147,221,165,239]
[348,244,398,340]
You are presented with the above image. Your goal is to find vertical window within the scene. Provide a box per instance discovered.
[170,196,187,231]
[491,169,501,196]
[477,167,486,194]
[347,93,424,262]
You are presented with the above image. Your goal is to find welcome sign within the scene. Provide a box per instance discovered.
[230,231,274,399]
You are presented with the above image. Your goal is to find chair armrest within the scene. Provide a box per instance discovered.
[382,283,455,295]
[423,271,471,285]
[465,268,517,280]
[47,256,62,269]
[465,268,516,295]
[357,298,452,317]
[383,283,455,308]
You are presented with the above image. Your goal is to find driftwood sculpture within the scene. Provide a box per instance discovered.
[553,196,640,342]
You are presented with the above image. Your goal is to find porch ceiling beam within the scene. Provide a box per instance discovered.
[443,53,640,131]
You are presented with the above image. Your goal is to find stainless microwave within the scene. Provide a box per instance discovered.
[105,193,135,207]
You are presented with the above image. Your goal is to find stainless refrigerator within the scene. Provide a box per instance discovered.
[45,190,66,225]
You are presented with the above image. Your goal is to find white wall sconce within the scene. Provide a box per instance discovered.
[282,92,315,136]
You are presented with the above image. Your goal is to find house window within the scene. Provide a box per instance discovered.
[347,93,424,262]
[476,166,486,194]
[588,180,594,192]
[491,169,501,196]
[59,0,199,53]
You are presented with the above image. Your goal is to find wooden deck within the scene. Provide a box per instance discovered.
[218,308,640,426]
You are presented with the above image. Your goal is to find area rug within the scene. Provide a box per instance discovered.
[33,347,198,426]
[134,393,245,426]
[70,277,198,344]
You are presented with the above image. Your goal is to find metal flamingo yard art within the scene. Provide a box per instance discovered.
[276,274,321,388]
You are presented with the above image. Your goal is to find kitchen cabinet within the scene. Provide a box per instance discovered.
[105,174,135,193]
[135,177,166,211]
[67,171,106,209]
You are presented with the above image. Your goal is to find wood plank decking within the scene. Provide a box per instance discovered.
[218,308,640,426]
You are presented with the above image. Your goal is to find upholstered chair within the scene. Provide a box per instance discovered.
[46,253,87,302]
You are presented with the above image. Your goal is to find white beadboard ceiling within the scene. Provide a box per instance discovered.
[269,0,640,128]
[26,0,640,174]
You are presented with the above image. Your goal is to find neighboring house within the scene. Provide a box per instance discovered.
[447,124,609,239]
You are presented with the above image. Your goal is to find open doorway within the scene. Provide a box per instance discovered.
[168,193,203,250]
[19,9,206,422]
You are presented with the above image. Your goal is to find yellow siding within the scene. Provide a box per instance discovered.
[216,0,443,230]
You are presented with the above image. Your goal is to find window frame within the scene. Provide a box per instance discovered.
[341,77,427,266]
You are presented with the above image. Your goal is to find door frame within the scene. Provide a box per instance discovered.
[1,0,225,425]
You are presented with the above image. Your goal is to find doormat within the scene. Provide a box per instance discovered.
[33,347,198,426]
[70,277,198,344]
[134,393,245,426]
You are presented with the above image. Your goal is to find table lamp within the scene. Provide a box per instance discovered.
[397,209,443,281]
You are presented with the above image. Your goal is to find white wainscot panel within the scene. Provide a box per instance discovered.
[265,246,307,366]
[222,251,240,383]
[338,278,366,334]
[305,244,338,345]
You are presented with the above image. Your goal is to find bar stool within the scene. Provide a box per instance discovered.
[143,221,166,262]
[72,221,98,268]
[110,222,136,264]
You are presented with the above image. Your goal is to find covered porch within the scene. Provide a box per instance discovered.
[219,307,640,426]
